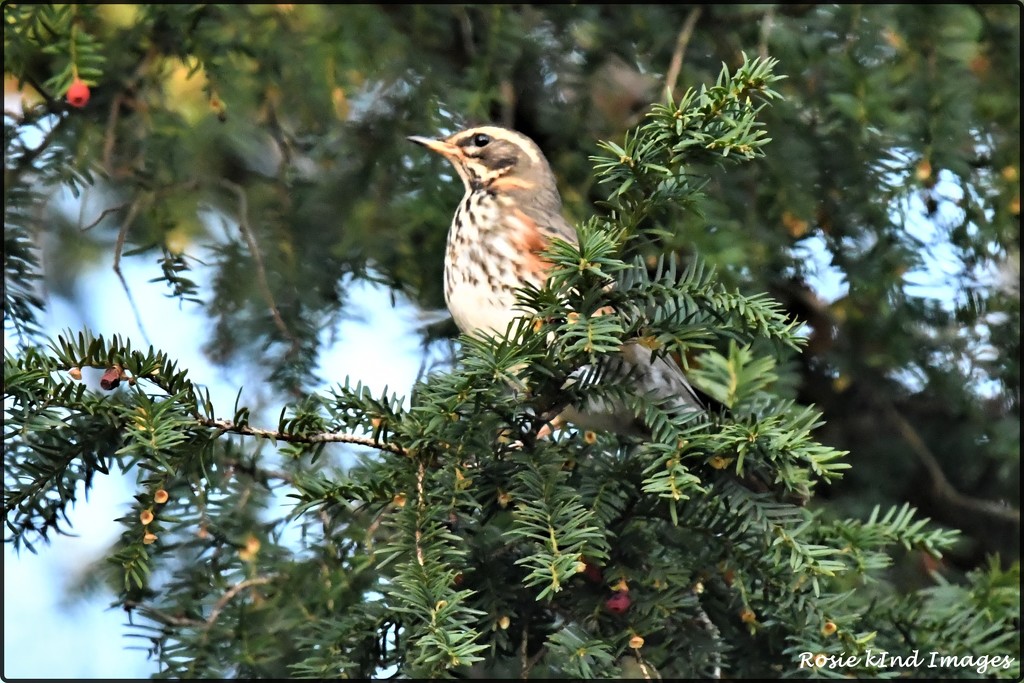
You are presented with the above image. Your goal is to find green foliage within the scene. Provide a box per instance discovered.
[593,54,782,210]
[4,5,106,95]
[3,4,1018,680]
[507,456,610,600]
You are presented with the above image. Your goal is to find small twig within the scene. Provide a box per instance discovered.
[522,647,547,679]
[692,594,722,679]
[758,6,776,60]
[112,198,152,345]
[205,576,274,627]
[102,90,124,175]
[198,416,407,455]
[633,652,655,680]
[456,6,476,59]
[520,622,546,680]
[23,73,60,111]
[665,7,703,97]
[499,79,516,130]
[129,603,203,628]
[365,505,388,554]
[101,45,159,178]
[130,576,275,631]
[414,460,426,567]
[8,114,66,182]
[519,623,529,677]
[219,179,300,354]
[882,401,1020,527]
[85,364,407,454]
[263,104,293,174]
[102,180,200,339]
[80,201,131,231]
[222,457,295,485]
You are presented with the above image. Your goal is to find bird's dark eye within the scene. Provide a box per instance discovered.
[471,133,491,147]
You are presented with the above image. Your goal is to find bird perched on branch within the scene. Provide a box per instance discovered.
[408,125,703,436]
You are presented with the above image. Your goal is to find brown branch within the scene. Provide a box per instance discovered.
[455,6,476,60]
[692,588,722,679]
[103,180,200,343]
[22,73,61,111]
[7,113,68,183]
[219,179,300,354]
[80,201,131,231]
[70,361,407,454]
[198,416,407,455]
[101,44,158,178]
[222,457,295,485]
[130,604,203,628]
[128,575,275,631]
[522,646,547,679]
[665,7,703,97]
[102,90,124,175]
[206,576,274,627]
[519,622,529,677]
[774,278,1015,532]
[633,652,655,680]
[881,401,1020,528]
[364,505,388,554]
[414,460,426,567]
[520,620,546,680]
[112,198,152,345]
[499,79,516,130]
[757,6,776,60]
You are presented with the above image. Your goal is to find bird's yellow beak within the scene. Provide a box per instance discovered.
[407,135,461,161]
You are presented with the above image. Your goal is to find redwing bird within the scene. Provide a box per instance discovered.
[409,125,703,435]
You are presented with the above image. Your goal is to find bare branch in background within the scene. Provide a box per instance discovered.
[220,179,301,356]
[112,198,151,345]
[665,7,703,96]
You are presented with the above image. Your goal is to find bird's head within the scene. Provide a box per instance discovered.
[408,125,557,196]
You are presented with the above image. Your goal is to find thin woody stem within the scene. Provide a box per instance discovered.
[665,7,703,96]
[415,460,427,567]
[220,179,301,355]
[198,416,406,455]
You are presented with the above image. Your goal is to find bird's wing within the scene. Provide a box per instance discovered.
[558,342,704,436]
[622,341,705,414]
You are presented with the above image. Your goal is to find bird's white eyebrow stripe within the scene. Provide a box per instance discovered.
[450,126,542,166]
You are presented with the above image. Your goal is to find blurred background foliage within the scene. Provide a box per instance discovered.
[5,1,1019,670]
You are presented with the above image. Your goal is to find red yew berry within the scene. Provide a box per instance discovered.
[66,78,90,108]
[605,592,631,615]
[100,365,122,390]
[582,559,603,584]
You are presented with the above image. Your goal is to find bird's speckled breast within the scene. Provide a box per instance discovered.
[444,190,540,336]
